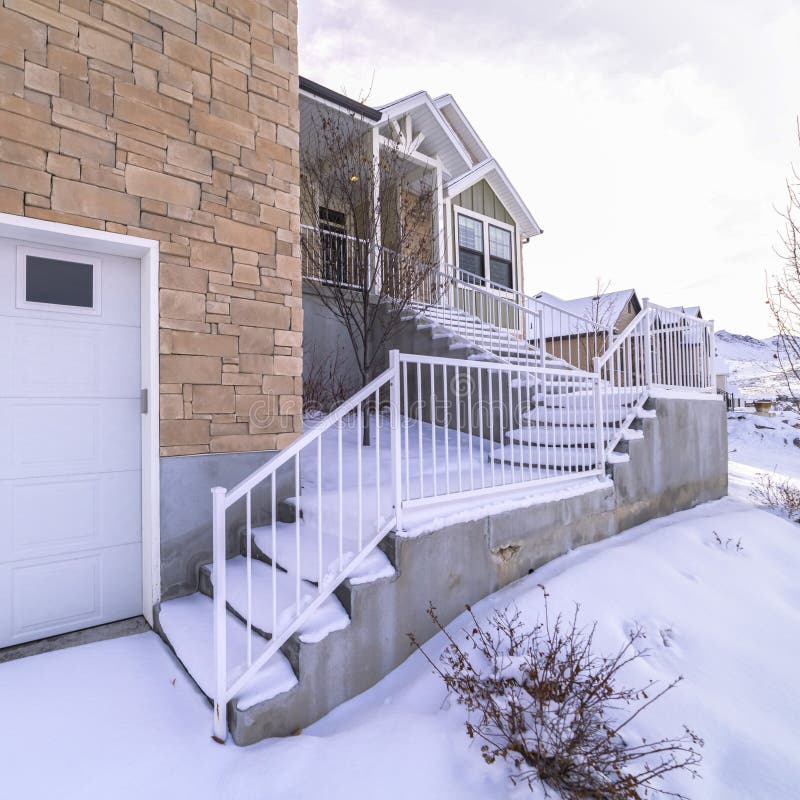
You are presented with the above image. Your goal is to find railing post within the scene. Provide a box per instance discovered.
[538,309,546,369]
[592,356,605,472]
[211,485,228,743]
[707,320,716,391]
[389,349,403,532]
[642,298,652,389]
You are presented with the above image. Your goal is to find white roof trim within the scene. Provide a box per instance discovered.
[377,91,473,176]
[446,158,542,238]
[433,94,491,164]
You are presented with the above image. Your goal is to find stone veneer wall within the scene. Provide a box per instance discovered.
[0,0,302,455]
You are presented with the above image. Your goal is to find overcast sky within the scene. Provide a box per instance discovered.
[299,0,800,337]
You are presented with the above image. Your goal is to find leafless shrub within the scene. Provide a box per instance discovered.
[410,590,703,799]
[750,472,800,523]
[302,347,356,415]
[712,531,744,552]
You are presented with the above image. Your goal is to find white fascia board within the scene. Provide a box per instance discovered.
[446,158,542,239]
[377,92,473,173]
[433,94,491,163]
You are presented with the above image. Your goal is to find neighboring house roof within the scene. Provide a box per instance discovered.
[535,289,640,336]
[670,305,703,319]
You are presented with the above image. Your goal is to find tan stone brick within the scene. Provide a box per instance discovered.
[0,7,46,52]
[0,163,50,195]
[229,297,289,328]
[192,384,235,413]
[160,288,206,322]
[239,326,274,353]
[171,331,238,356]
[46,152,80,180]
[78,27,132,71]
[215,217,275,253]
[160,263,209,293]
[0,186,23,214]
[190,108,254,148]
[51,177,139,225]
[274,329,301,348]
[261,375,295,395]
[24,62,59,95]
[115,96,189,141]
[232,263,260,284]
[210,433,277,452]
[166,140,212,176]
[273,355,302,376]
[60,129,115,165]
[0,110,59,152]
[161,419,210,447]
[164,32,210,73]
[160,354,222,384]
[0,140,45,171]
[125,165,200,208]
[190,240,233,273]
[197,21,250,66]
[160,393,184,419]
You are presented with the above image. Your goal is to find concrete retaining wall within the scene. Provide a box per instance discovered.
[229,393,727,743]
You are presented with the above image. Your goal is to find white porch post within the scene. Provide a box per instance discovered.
[371,125,382,295]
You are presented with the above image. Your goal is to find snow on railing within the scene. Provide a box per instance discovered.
[413,268,546,369]
[594,300,715,454]
[210,351,604,741]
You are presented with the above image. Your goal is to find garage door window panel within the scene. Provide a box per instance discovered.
[16,247,102,315]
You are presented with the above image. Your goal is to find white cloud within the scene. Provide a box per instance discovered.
[299,0,800,336]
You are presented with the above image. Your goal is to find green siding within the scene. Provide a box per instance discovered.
[453,179,513,224]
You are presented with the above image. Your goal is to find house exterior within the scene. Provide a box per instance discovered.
[0,0,302,649]
[534,288,642,371]
[0,1,726,748]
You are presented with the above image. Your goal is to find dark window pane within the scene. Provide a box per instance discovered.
[489,257,513,288]
[26,256,94,308]
[459,248,483,277]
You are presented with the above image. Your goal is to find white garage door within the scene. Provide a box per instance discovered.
[0,238,142,648]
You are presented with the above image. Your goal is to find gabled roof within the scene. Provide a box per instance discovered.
[535,289,639,336]
[433,94,491,165]
[376,91,473,180]
[447,158,542,239]
[670,305,703,319]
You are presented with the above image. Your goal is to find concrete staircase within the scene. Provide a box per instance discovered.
[157,509,397,743]
[404,301,567,368]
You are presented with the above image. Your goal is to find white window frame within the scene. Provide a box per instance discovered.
[453,203,516,289]
[16,244,103,316]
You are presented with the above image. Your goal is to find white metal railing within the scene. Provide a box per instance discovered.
[594,300,715,453]
[210,350,604,740]
[412,268,546,369]
[300,226,612,374]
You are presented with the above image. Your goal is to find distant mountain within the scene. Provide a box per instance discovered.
[716,330,778,362]
[716,331,797,399]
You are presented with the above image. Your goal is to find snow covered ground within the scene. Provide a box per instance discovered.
[2,414,799,798]
[716,330,798,400]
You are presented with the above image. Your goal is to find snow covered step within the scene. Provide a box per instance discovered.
[158,593,297,711]
[199,556,350,643]
[622,428,644,440]
[607,451,630,464]
[506,424,602,447]
[252,521,395,585]
[523,404,629,425]
[490,443,600,470]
